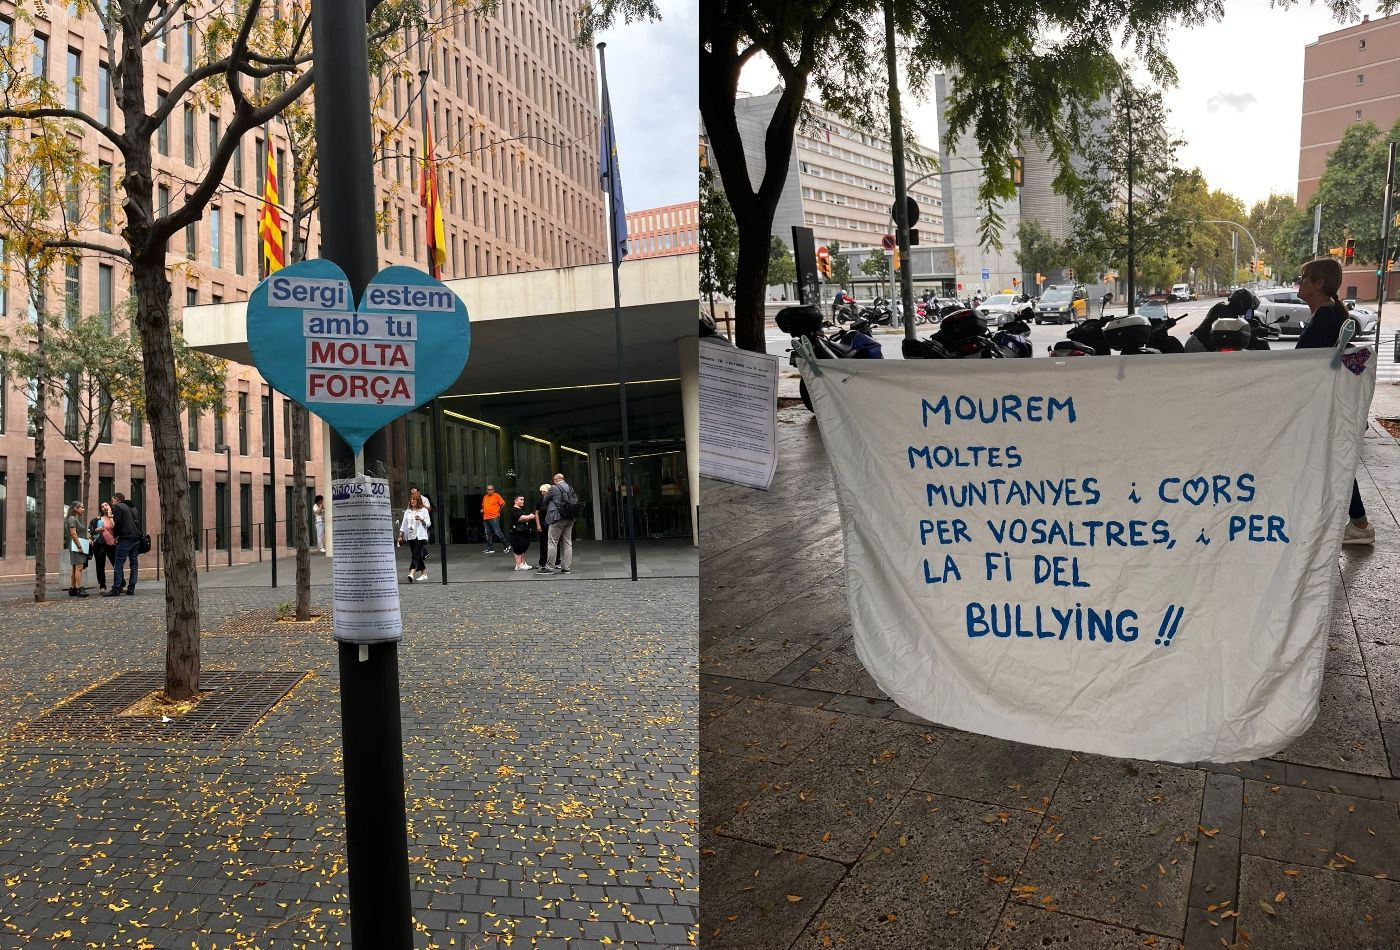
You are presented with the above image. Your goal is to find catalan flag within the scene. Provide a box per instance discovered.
[259,136,285,275]
[420,116,447,278]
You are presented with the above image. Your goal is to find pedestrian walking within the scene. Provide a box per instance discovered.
[105,492,142,596]
[481,483,507,554]
[313,495,326,553]
[90,501,116,592]
[65,502,89,597]
[1295,257,1374,545]
[397,494,431,583]
[409,486,433,558]
[508,494,537,571]
[542,473,578,574]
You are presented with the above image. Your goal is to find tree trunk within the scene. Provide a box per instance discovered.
[33,365,47,604]
[733,222,774,351]
[291,403,311,621]
[133,258,200,700]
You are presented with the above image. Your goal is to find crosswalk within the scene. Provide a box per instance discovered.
[1375,333,1400,384]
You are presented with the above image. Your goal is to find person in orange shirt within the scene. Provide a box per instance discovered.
[481,484,507,554]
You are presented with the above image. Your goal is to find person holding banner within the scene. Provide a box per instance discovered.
[1295,257,1375,546]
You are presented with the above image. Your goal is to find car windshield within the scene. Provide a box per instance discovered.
[1041,290,1071,303]
[983,295,1015,306]
[1139,303,1168,319]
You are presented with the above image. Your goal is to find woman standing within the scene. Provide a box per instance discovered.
[1296,257,1374,545]
[396,494,431,582]
[65,502,89,597]
[91,501,117,592]
[508,494,538,571]
[313,495,326,553]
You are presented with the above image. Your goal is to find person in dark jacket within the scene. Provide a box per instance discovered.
[106,492,142,595]
[1295,257,1373,545]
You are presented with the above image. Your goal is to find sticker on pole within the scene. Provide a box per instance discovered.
[330,476,402,644]
[246,259,471,454]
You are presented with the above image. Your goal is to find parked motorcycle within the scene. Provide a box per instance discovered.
[777,305,883,412]
[903,308,1028,360]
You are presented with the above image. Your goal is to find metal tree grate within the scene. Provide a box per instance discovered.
[10,670,307,744]
[205,608,333,637]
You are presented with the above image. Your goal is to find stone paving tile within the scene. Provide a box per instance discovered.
[789,792,1038,950]
[1187,834,1240,910]
[700,634,818,681]
[699,698,840,763]
[0,579,696,949]
[992,903,1184,948]
[1360,639,1400,724]
[913,730,1070,811]
[1271,672,1390,776]
[736,582,851,644]
[1199,773,1243,839]
[1326,580,1366,676]
[1240,780,1400,877]
[701,751,782,836]
[699,837,845,950]
[725,717,942,863]
[1234,854,1400,949]
[1015,755,1203,938]
[701,689,742,727]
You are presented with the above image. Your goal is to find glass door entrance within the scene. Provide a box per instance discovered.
[591,441,692,541]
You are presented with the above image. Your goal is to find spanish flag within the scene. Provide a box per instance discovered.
[259,137,285,275]
[420,116,447,278]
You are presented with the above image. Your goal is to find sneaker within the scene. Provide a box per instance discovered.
[534,567,553,575]
[75,588,89,597]
[1344,521,1376,545]
[102,589,123,597]
[484,549,494,554]
[558,568,571,574]
[406,572,416,583]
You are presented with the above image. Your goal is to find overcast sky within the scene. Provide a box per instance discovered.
[596,0,698,212]
[739,0,1382,210]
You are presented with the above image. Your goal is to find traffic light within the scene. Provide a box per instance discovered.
[1345,238,1356,262]
[1012,277,1020,286]
[1012,156,1024,188]
[1035,272,1043,285]
[1389,260,1395,273]
[892,250,901,271]
[1248,260,1255,274]
[1330,246,1345,258]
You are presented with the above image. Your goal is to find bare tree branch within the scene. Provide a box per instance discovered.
[0,107,124,150]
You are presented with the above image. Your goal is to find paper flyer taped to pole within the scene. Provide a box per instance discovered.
[331,477,402,643]
[798,346,1375,763]
[699,340,780,489]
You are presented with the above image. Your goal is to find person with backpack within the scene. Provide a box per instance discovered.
[106,492,143,596]
[541,473,579,575]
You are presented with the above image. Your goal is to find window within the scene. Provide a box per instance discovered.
[182,20,194,72]
[187,404,199,450]
[239,483,252,549]
[156,24,168,61]
[283,399,291,459]
[262,482,275,549]
[32,33,47,80]
[130,406,142,446]
[187,287,197,309]
[130,476,146,520]
[0,468,6,557]
[1360,38,1367,49]
[210,206,221,267]
[97,63,110,125]
[98,161,113,232]
[209,116,220,167]
[98,389,111,443]
[64,373,79,440]
[237,393,248,454]
[1357,110,1363,121]
[157,184,170,219]
[189,479,202,550]
[157,91,169,155]
[64,262,80,327]
[25,472,36,557]
[234,213,245,275]
[261,393,272,458]
[1357,73,1365,85]
[184,105,195,164]
[214,404,225,448]
[215,481,228,550]
[66,48,80,110]
[64,473,80,511]
[98,264,113,332]
[186,219,196,259]
[232,141,243,186]
[98,475,113,509]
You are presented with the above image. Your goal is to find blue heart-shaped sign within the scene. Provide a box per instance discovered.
[246,260,471,454]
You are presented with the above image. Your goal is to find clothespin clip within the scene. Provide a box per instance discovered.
[792,336,823,377]
[1331,318,1357,370]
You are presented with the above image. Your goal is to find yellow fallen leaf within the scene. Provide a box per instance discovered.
[1198,825,1220,838]
[786,895,803,903]
[1283,869,1300,877]
[1275,891,1285,903]
[1258,900,1277,916]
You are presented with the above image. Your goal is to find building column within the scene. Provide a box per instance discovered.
[549,440,561,476]
[678,335,700,547]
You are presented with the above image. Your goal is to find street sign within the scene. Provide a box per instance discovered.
[881,234,896,251]
[816,245,830,261]
[889,196,920,228]
[247,259,471,456]
[981,268,990,281]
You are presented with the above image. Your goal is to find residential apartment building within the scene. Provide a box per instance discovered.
[625,202,699,259]
[723,91,945,253]
[1298,12,1400,299]
[0,2,606,577]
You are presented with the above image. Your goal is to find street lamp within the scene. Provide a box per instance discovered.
[1202,221,1261,291]
[215,442,232,567]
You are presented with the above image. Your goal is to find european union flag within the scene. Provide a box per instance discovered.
[598,55,628,264]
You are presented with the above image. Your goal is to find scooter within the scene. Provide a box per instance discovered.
[777,305,883,412]
[903,308,1025,359]
[862,297,898,328]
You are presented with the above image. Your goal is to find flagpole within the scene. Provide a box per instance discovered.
[417,48,451,586]
[598,42,638,582]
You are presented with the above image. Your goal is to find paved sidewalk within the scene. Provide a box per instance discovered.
[0,578,697,948]
[700,382,1400,949]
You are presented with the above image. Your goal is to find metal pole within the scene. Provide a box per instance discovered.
[311,2,413,947]
[598,43,638,582]
[1125,87,1135,315]
[431,399,448,584]
[883,0,915,342]
[1375,142,1394,342]
[1232,231,1238,291]
[269,395,278,590]
[225,444,233,568]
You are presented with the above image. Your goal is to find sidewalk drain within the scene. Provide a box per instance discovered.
[8,670,306,744]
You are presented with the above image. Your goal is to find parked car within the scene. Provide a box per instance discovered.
[1253,288,1379,337]
[1342,299,1379,337]
[1035,285,1088,324]
[1169,283,1193,302]
[979,293,1035,326]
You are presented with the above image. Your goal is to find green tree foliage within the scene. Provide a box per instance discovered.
[1249,192,1299,279]
[700,160,739,302]
[827,239,853,288]
[1014,220,1063,281]
[1299,119,1400,267]
[768,236,796,289]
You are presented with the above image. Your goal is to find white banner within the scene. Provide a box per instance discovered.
[699,340,780,490]
[800,347,1375,763]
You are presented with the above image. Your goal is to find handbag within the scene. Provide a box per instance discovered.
[139,534,152,554]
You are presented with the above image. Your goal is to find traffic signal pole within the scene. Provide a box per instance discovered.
[883,0,916,343]
[1376,142,1394,347]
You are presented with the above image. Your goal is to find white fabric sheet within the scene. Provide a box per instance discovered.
[800,347,1374,762]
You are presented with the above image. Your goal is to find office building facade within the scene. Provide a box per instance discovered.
[626,203,700,259]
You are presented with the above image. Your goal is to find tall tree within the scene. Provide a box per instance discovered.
[699,159,739,314]
[1250,192,1299,279]
[1014,220,1063,283]
[827,239,852,289]
[768,235,796,294]
[1306,119,1400,265]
